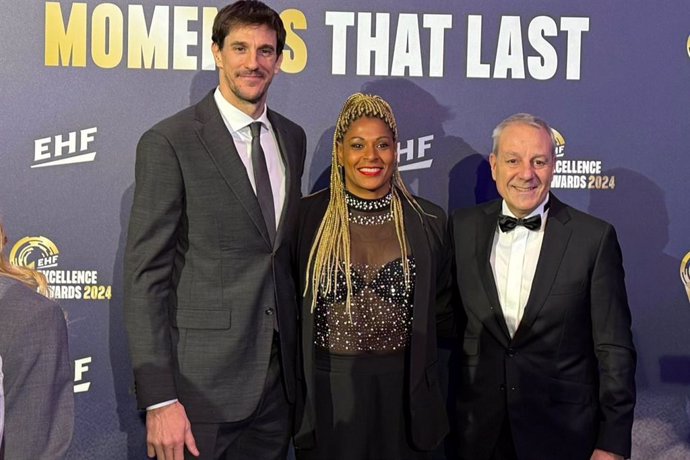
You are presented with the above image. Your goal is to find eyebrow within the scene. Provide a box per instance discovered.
[347,135,392,141]
[228,40,276,51]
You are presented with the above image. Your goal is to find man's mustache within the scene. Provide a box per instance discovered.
[237,71,265,78]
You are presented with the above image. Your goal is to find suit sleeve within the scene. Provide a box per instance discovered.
[124,128,185,408]
[590,224,636,457]
[433,209,455,339]
[3,302,73,459]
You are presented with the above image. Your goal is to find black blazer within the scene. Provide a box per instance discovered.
[124,91,306,422]
[293,189,452,451]
[450,194,636,460]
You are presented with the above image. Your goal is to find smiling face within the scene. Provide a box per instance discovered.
[490,122,555,218]
[337,117,397,200]
[212,24,282,117]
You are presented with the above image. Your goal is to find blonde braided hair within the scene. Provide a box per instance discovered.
[304,93,424,319]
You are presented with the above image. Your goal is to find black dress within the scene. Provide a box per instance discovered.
[294,189,451,459]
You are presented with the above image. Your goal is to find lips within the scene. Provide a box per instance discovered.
[358,167,383,176]
[238,72,265,81]
[512,184,538,192]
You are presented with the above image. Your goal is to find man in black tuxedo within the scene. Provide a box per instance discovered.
[449,113,635,460]
[124,2,306,459]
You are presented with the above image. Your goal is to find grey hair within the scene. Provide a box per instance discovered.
[491,113,557,156]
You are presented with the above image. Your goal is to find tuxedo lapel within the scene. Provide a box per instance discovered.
[475,202,512,343]
[513,195,572,343]
[194,93,272,245]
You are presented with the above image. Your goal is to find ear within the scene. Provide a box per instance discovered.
[489,153,498,181]
[212,43,222,68]
[274,53,283,75]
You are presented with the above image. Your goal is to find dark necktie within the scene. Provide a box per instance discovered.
[498,214,542,233]
[249,122,276,244]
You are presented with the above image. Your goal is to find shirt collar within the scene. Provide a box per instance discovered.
[213,87,271,134]
[500,195,550,221]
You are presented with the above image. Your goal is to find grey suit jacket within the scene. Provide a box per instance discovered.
[450,194,636,460]
[0,276,73,459]
[124,91,306,422]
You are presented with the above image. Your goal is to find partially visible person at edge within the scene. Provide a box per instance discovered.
[449,113,636,460]
[0,220,74,459]
[293,93,453,460]
[123,1,306,459]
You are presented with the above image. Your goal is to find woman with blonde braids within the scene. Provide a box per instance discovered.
[294,93,453,459]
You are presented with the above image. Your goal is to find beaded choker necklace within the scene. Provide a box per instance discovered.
[345,190,392,211]
[346,191,393,225]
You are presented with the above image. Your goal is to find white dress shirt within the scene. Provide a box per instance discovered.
[490,197,550,337]
[213,88,286,229]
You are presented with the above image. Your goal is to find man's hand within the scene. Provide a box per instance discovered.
[146,401,199,459]
[591,449,624,460]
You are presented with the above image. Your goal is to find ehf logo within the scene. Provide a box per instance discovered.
[33,127,98,168]
[551,128,565,158]
[9,235,59,269]
[398,134,434,171]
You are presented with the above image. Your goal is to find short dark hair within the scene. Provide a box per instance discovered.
[212,1,286,55]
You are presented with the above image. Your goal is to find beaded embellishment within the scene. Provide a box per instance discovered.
[345,190,392,211]
[346,190,392,225]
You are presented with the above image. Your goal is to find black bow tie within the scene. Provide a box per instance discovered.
[498,214,542,232]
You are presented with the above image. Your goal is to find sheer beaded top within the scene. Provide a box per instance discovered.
[313,191,416,354]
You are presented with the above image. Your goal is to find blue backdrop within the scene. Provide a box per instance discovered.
[1,1,689,458]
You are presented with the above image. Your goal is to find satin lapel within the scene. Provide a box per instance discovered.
[194,94,271,245]
[475,202,511,343]
[513,196,572,343]
[267,110,292,248]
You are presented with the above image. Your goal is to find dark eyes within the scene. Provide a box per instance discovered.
[504,158,549,168]
[231,46,275,57]
[349,142,390,150]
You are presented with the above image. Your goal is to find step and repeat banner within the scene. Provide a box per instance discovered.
[1,1,689,458]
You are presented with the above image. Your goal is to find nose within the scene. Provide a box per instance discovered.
[517,161,535,180]
[362,144,380,160]
[245,50,259,69]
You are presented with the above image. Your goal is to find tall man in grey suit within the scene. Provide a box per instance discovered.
[124,2,306,459]
[450,114,635,460]
[0,276,74,459]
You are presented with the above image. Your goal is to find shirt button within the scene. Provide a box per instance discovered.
[265,308,274,316]
[499,384,506,391]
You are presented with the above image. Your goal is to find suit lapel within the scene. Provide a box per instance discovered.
[404,199,431,348]
[194,92,272,245]
[402,198,436,386]
[475,202,512,342]
[513,195,572,343]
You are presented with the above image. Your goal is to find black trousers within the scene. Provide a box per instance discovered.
[186,334,292,460]
[297,350,431,460]
[490,416,518,460]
